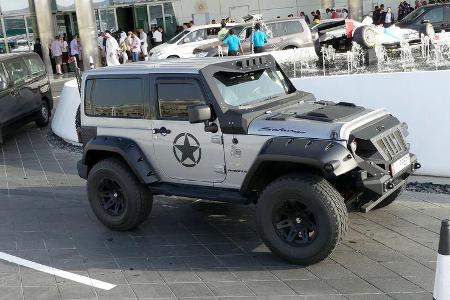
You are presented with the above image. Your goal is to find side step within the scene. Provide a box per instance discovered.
[148,182,250,205]
[360,180,406,213]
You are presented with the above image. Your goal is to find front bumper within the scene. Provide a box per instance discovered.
[355,153,419,212]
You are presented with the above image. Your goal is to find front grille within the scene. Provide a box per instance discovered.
[376,129,407,160]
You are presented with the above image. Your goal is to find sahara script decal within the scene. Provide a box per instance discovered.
[258,127,306,135]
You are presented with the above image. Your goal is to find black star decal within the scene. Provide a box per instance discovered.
[173,133,201,167]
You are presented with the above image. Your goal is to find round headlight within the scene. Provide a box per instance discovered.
[350,140,357,153]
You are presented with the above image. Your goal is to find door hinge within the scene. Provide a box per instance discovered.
[214,165,226,174]
[211,135,223,145]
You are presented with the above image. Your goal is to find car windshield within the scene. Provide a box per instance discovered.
[213,67,293,108]
[399,7,425,23]
[167,30,190,44]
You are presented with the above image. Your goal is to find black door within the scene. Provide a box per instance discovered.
[0,63,20,125]
[4,58,35,120]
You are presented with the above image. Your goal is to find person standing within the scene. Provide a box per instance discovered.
[252,23,268,53]
[383,7,395,28]
[70,34,81,67]
[33,38,43,59]
[61,35,69,72]
[152,27,163,46]
[300,12,311,25]
[223,29,243,56]
[138,29,148,61]
[218,21,229,42]
[127,31,141,62]
[50,35,63,75]
[104,30,120,66]
[119,31,129,64]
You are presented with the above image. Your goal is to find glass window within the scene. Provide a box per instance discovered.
[0,0,31,15]
[85,78,145,118]
[285,21,303,35]
[422,7,444,23]
[182,29,207,44]
[55,0,75,11]
[163,2,178,39]
[157,82,205,120]
[4,17,29,53]
[0,65,8,84]
[266,23,280,38]
[213,67,292,107]
[25,56,45,76]
[5,59,30,85]
[98,9,117,32]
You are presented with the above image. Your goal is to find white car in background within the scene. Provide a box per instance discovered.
[149,23,237,59]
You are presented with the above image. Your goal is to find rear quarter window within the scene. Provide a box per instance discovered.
[84,78,145,119]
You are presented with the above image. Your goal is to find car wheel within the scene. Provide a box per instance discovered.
[353,26,376,49]
[87,158,153,231]
[256,173,347,265]
[371,185,406,210]
[35,101,50,128]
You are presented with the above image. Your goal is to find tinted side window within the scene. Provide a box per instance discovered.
[184,29,207,43]
[266,23,280,38]
[422,7,444,23]
[25,56,45,76]
[157,82,205,120]
[5,59,30,85]
[285,21,303,34]
[85,78,145,118]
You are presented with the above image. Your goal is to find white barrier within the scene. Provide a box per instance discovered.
[292,70,450,177]
[51,79,81,146]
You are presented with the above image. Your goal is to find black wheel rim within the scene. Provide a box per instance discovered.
[272,199,319,246]
[97,178,126,217]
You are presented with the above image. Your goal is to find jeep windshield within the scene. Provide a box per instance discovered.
[213,67,293,108]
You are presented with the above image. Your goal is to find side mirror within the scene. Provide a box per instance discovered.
[0,81,7,90]
[422,19,430,24]
[188,104,212,123]
[188,104,218,133]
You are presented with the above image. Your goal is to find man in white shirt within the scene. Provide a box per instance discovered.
[50,35,63,75]
[70,34,80,67]
[153,28,163,46]
[104,31,120,66]
[138,29,148,61]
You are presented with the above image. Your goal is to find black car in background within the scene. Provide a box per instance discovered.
[0,53,52,142]
[397,4,450,32]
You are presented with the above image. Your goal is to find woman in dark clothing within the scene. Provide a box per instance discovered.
[33,38,43,59]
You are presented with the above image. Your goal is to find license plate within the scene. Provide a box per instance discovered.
[390,154,411,176]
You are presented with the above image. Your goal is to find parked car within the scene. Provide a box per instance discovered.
[193,18,313,57]
[77,55,418,265]
[397,3,450,33]
[149,23,238,59]
[0,53,53,142]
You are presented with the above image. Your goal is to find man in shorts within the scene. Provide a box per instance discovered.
[50,35,63,75]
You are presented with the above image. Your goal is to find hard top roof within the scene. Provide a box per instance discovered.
[86,56,267,75]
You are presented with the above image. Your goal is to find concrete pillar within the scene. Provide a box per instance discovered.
[75,0,100,69]
[34,0,54,76]
[348,0,363,21]
[321,0,335,9]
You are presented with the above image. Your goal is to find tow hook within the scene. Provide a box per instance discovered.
[386,182,395,190]
[413,162,421,170]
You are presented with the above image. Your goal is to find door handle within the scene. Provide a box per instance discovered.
[152,126,171,136]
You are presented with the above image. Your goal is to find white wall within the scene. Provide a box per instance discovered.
[291,70,450,177]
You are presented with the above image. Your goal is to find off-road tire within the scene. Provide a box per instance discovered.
[353,26,376,49]
[256,173,347,265]
[372,184,406,210]
[87,158,153,231]
[35,101,50,128]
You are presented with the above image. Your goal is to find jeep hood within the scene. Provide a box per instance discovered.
[248,100,390,141]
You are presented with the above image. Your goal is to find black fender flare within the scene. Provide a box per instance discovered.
[80,136,159,184]
[240,137,357,193]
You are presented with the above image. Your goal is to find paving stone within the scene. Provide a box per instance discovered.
[168,282,214,297]
[285,279,338,296]
[325,278,381,294]
[246,280,296,296]
[131,283,173,299]
[58,284,96,299]
[0,287,23,300]
[206,281,254,297]
[365,276,425,293]
[23,286,60,300]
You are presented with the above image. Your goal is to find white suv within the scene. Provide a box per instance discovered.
[149,23,236,59]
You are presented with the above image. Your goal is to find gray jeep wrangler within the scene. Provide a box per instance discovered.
[77,55,419,265]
